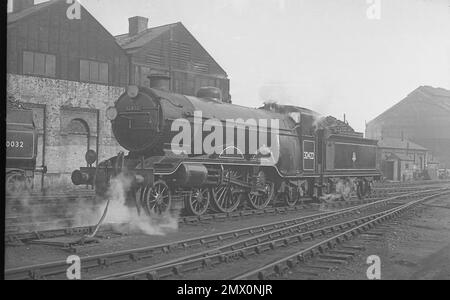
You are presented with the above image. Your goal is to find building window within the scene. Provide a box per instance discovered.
[80,60,109,84]
[23,51,56,77]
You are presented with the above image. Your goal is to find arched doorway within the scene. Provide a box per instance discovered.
[65,118,90,173]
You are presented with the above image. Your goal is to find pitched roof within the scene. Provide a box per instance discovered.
[368,86,450,125]
[115,23,178,50]
[115,22,228,76]
[378,137,428,151]
[7,0,61,24]
[414,86,450,113]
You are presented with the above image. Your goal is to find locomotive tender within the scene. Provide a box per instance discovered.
[6,100,46,194]
[72,76,381,216]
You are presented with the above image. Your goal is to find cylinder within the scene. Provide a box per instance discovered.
[176,164,208,187]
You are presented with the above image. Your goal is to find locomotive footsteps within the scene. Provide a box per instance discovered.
[171,111,280,166]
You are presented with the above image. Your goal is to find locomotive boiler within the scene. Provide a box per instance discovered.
[72,75,381,216]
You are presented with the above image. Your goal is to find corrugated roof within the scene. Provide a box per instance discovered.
[378,137,428,151]
[7,0,61,24]
[115,23,178,50]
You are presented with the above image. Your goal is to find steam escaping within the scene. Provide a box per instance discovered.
[100,174,178,236]
[312,114,327,131]
[6,174,178,237]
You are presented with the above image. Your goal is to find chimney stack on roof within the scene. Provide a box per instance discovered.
[12,0,34,13]
[129,16,149,36]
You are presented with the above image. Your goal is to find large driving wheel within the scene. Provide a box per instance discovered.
[211,169,242,213]
[211,185,241,213]
[185,188,211,216]
[247,171,275,210]
[142,181,172,215]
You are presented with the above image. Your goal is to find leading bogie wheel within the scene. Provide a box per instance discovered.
[142,181,172,215]
[185,188,211,216]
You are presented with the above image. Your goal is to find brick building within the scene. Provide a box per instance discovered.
[6,0,231,190]
[7,0,130,189]
[366,86,450,169]
[115,18,231,102]
[377,137,430,181]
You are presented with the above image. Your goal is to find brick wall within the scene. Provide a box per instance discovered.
[7,73,126,190]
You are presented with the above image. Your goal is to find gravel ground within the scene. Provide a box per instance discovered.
[313,195,450,280]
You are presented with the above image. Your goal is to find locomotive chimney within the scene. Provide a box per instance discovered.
[12,0,34,13]
[129,16,148,36]
[148,74,171,92]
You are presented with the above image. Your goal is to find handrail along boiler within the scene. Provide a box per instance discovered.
[72,76,381,216]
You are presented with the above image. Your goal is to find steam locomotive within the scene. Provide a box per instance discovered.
[6,98,46,195]
[72,75,381,216]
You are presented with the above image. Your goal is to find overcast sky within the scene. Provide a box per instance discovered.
[23,0,450,132]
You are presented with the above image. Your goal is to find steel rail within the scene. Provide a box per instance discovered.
[102,203,407,280]
[95,188,444,280]
[231,191,450,280]
[4,194,390,244]
[4,188,445,280]
[4,198,376,280]
[5,186,435,243]
[3,189,428,280]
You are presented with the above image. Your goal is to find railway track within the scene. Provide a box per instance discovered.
[4,185,437,245]
[96,189,446,280]
[231,191,450,280]
[5,195,391,247]
[5,188,446,280]
[372,180,450,188]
